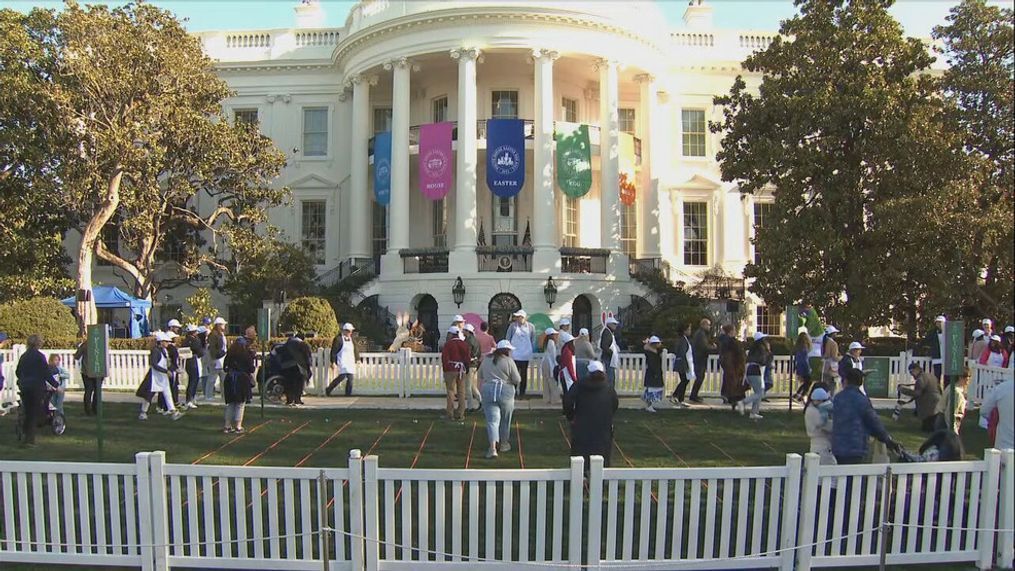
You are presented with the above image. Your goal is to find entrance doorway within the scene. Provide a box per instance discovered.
[572,295,593,337]
[416,294,439,351]
[487,293,522,340]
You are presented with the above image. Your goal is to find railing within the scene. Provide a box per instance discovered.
[399,248,448,274]
[560,247,609,274]
[294,30,340,47]
[225,32,271,48]
[476,245,533,272]
[3,450,1012,570]
[628,256,674,282]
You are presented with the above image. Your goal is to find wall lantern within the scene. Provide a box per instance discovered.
[544,276,558,307]
[452,276,466,308]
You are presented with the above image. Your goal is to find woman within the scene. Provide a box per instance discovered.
[205,317,228,401]
[563,361,619,467]
[792,333,813,403]
[505,310,536,397]
[222,326,257,433]
[540,328,560,405]
[137,332,181,421]
[669,323,695,408]
[557,331,578,394]
[15,334,55,445]
[804,387,836,465]
[642,336,665,413]
[479,340,522,459]
[979,335,1010,368]
[183,325,206,409]
[574,328,598,360]
[738,332,771,420]
[720,335,748,409]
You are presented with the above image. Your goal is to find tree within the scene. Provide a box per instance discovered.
[712,0,967,334]
[220,235,319,324]
[2,2,287,334]
[182,288,217,326]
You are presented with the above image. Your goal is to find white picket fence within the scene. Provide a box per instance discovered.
[2,449,1013,571]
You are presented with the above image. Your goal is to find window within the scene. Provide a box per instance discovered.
[562,196,580,247]
[301,200,326,265]
[753,202,774,265]
[756,305,782,337]
[618,108,636,134]
[98,215,119,266]
[228,304,252,336]
[492,196,517,246]
[302,107,328,157]
[681,109,707,157]
[159,234,187,264]
[491,90,519,119]
[234,108,259,126]
[373,107,392,134]
[432,198,448,248]
[561,97,578,122]
[620,202,637,257]
[432,96,448,123]
[372,201,387,257]
[683,201,708,266]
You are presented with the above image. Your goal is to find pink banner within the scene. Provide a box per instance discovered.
[419,122,453,200]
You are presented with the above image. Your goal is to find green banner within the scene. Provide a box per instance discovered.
[555,122,592,198]
[785,306,800,338]
[85,324,109,378]
[944,320,965,376]
[862,357,891,399]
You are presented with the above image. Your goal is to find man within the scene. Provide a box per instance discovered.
[820,325,841,390]
[74,337,100,415]
[463,323,483,412]
[968,329,988,361]
[441,326,471,421]
[282,333,312,406]
[831,368,901,464]
[1004,326,1015,355]
[15,334,56,447]
[205,317,228,401]
[838,341,865,386]
[452,314,466,340]
[182,325,206,409]
[599,317,621,388]
[981,318,994,340]
[898,363,942,432]
[476,321,497,357]
[505,310,536,396]
[327,323,357,396]
[922,316,945,381]
[980,378,1014,451]
[688,318,715,403]
[161,319,183,412]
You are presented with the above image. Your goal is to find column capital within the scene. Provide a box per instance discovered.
[531,48,559,61]
[634,73,656,84]
[450,47,482,62]
[383,57,420,72]
[594,58,620,72]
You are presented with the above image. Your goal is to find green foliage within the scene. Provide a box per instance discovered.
[626,268,709,348]
[0,297,79,339]
[319,271,391,350]
[222,237,319,313]
[278,297,339,339]
[182,288,217,326]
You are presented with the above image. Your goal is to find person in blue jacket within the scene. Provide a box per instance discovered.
[831,368,901,464]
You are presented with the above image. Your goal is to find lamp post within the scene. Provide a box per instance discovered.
[452,276,466,308]
[543,276,558,307]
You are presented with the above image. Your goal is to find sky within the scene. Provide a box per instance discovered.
[0,0,1011,36]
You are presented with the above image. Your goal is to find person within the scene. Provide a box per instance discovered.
[820,325,841,391]
[282,333,312,406]
[197,325,210,402]
[721,331,747,408]
[475,321,497,357]
[905,429,964,462]
[441,326,471,422]
[738,332,771,420]
[979,378,1013,450]
[937,369,968,435]
[574,328,597,360]
[557,331,578,394]
[47,354,69,415]
[688,318,714,403]
[205,317,228,401]
[0,332,7,416]
[897,363,942,432]
[15,335,55,446]
[137,332,182,421]
[838,341,865,389]
[74,339,100,415]
[642,336,665,413]
[505,310,536,396]
[968,329,988,361]
[804,387,836,465]
[921,316,945,381]
[479,340,522,459]
[540,328,560,405]
[791,333,814,403]
[981,317,994,340]
[563,361,619,467]
[669,323,696,408]
[182,325,206,409]
[1004,325,1015,355]
[328,323,358,396]
[451,314,467,340]
[978,335,1010,368]
[462,324,483,412]
[831,368,901,464]
[558,318,572,335]
[222,326,257,433]
[164,319,183,410]
[599,317,621,388]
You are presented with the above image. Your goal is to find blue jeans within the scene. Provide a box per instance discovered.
[742,375,766,415]
[481,380,515,450]
[605,365,617,388]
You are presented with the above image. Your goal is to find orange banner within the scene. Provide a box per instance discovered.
[619,132,636,206]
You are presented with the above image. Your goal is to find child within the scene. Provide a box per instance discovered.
[791,333,813,403]
[938,369,969,435]
[642,336,665,413]
[804,387,835,465]
[47,353,69,415]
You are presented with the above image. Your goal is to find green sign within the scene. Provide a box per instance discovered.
[862,357,891,399]
[257,307,271,340]
[944,320,965,376]
[555,122,592,198]
[85,324,109,378]
[785,306,800,338]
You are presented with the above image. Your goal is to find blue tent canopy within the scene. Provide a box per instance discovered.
[61,285,152,338]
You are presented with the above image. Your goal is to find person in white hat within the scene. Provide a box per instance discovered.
[737,332,772,419]
[838,341,865,388]
[574,327,597,360]
[557,318,572,335]
[327,323,358,396]
[441,326,472,421]
[182,324,206,410]
[540,328,561,405]
[505,310,536,396]
[462,323,483,412]
[600,317,621,387]
[641,335,665,412]
[137,332,182,421]
[478,340,522,459]
[562,359,619,466]
[978,334,1010,368]
[820,325,841,389]
[981,318,994,339]
[452,315,466,341]
[557,331,578,393]
[804,387,836,465]
[204,317,228,402]
[922,316,946,381]
[159,320,183,413]
[968,329,988,361]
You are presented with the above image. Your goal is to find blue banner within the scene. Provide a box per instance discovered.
[373,131,392,205]
[486,119,525,198]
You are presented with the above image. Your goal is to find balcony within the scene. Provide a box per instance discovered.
[560,247,609,274]
[400,248,449,274]
[476,245,533,272]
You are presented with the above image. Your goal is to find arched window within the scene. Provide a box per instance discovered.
[416,295,439,351]
[487,293,522,340]
[572,295,593,337]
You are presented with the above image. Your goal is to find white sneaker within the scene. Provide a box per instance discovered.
[138,412,148,421]
[499,442,512,452]
[171,411,183,421]
[645,405,657,413]
[736,401,746,416]
[485,450,498,459]
[678,401,690,409]
[187,401,198,409]
[749,413,764,420]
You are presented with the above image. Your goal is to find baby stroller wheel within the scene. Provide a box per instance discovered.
[264,376,286,405]
[51,412,66,435]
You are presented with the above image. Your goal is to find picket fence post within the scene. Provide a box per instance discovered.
[148,451,170,571]
[398,348,411,398]
[780,454,803,571]
[998,449,1015,570]
[348,449,365,571]
[363,455,380,571]
[796,453,821,571]
[318,348,328,397]
[135,452,155,571]
[979,449,1002,570]
[586,455,605,570]
[568,456,585,568]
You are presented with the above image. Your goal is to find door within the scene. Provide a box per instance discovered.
[416,295,439,351]
[487,293,522,341]
[572,295,593,337]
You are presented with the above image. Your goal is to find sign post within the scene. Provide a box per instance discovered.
[85,324,109,461]
[943,320,965,432]
[862,357,891,399]
[785,306,801,412]
[257,308,271,419]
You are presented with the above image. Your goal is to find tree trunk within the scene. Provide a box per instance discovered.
[76,169,123,335]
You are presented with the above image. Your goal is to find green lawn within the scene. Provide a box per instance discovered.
[0,400,991,468]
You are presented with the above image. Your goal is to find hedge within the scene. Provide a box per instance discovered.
[0,297,78,339]
[278,297,339,339]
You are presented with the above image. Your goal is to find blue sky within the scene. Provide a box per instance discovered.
[0,0,1009,36]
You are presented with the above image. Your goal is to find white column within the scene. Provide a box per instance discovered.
[348,74,373,260]
[636,73,660,259]
[449,47,480,274]
[597,59,622,265]
[658,92,676,264]
[384,57,411,264]
[532,48,559,273]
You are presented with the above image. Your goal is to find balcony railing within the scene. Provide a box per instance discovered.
[400,248,449,274]
[560,247,609,274]
[476,245,534,272]
[628,257,674,282]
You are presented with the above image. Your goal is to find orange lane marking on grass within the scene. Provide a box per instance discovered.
[464,421,478,469]
[394,421,435,505]
[243,420,311,467]
[760,440,779,455]
[191,420,271,465]
[644,424,690,468]
[325,422,393,510]
[557,419,572,450]
[613,438,657,504]
[294,420,352,468]
[515,421,525,470]
[710,442,743,466]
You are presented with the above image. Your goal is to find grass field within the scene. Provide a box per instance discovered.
[0,399,992,468]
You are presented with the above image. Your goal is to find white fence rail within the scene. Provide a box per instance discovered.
[2,449,1013,571]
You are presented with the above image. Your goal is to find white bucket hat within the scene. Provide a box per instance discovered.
[825,325,839,334]
[991,334,1002,342]
[496,340,515,351]
[448,326,460,335]
[605,317,619,325]
[342,323,355,331]
[464,323,475,333]
[167,319,182,328]
[579,328,590,337]
[587,360,605,373]
[544,327,557,336]
[453,314,464,323]
[972,329,985,339]
[753,332,767,341]
[558,331,575,344]
[213,317,227,325]
[848,341,865,351]
[512,310,527,318]
[647,335,662,344]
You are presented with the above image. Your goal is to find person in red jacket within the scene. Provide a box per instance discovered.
[979,335,1010,368]
[557,331,578,394]
[441,326,472,422]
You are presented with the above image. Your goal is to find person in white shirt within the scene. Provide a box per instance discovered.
[505,310,536,396]
[327,323,357,396]
[980,378,1013,451]
[540,328,560,405]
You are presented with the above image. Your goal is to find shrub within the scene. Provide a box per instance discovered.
[648,306,710,349]
[277,297,339,339]
[0,297,78,339]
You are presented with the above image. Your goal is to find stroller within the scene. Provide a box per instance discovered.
[894,429,964,463]
[14,388,66,441]
[257,338,312,405]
